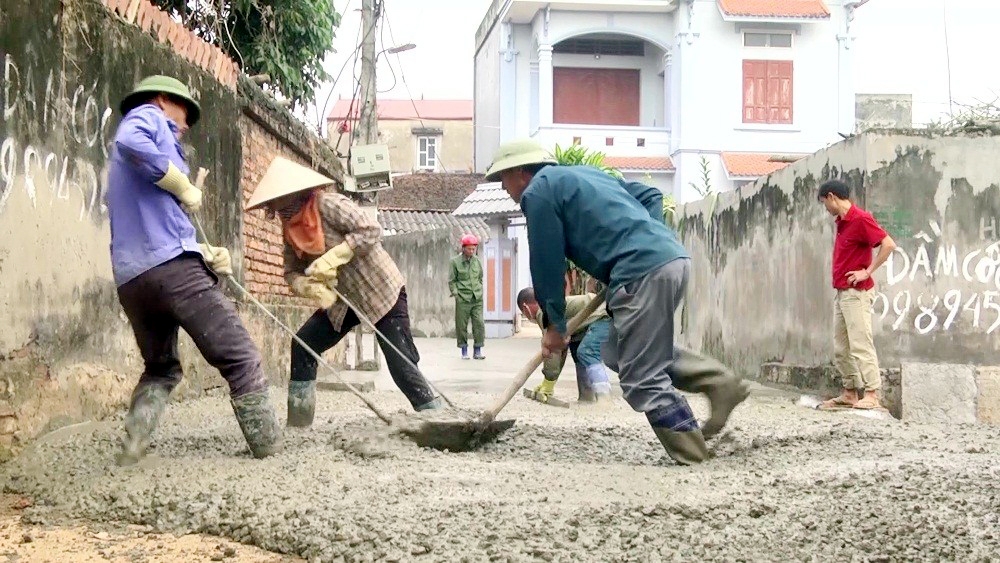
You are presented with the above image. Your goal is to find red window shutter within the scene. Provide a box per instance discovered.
[742,60,768,123]
[554,67,641,126]
[742,59,793,125]
[767,60,793,124]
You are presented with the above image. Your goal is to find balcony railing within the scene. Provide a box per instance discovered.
[532,124,670,157]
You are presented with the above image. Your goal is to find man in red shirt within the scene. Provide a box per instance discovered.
[818,180,897,410]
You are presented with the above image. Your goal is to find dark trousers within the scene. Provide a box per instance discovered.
[116,254,266,398]
[290,288,436,408]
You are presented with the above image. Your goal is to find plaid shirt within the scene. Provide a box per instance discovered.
[284,192,404,331]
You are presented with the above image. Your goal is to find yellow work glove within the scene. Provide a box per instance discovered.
[291,276,337,309]
[533,379,556,401]
[154,162,203,213]
[304,242,354,283]
[199,243,232,276]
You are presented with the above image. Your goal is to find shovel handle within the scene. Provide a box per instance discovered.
[477,289,607,426]
[187,167,394,425]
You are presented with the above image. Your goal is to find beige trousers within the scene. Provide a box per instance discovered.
[833,288,882,391]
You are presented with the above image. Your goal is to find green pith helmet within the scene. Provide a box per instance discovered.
[484,139,557,182]
[119,75,202,126]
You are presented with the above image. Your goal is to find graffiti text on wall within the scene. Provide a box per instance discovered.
[872,219,1000,335]
[0,48,114,220]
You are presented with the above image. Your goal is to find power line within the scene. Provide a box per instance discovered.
[315,0,383,135]
[382,6,451,173]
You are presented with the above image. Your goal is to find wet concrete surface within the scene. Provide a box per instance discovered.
[3,337,1000,562]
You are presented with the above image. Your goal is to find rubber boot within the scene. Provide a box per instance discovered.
[576,367,597,403]
[116,383,171,467]
[473,346,485,360]
[287,380,317,428]
[669,347,751,438]
[231,389,284,459]
[585,364,612,401]
[653,427,710,465]
[415,397,444,411]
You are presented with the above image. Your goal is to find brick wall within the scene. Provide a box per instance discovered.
[102,0,345,303]
[240,116,305,299]
[101,0,239,88]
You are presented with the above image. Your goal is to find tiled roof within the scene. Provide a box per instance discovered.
[721,152,805,177]
[452,182,521,218]
[327,99,473,121]
[379,209,491,243]
[603,156,675,171]
[717,0,830,18]
[379,173,483,212]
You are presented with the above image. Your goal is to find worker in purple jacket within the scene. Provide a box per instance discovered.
[106,75,282,465]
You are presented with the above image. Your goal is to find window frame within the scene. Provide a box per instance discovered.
[416,135,439,170]
[742,30,794,49]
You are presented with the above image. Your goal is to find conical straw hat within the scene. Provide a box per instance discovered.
[245,156,336,210]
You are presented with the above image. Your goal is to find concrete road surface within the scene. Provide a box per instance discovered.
[3,336,999,562]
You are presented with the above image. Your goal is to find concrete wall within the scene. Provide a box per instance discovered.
[856,93,913,131]
[677,131,1000,384]
[0,0,343,458]
[474,20,502,172]
[382,228,458,338]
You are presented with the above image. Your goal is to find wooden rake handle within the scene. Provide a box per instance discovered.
[476,288,608,427]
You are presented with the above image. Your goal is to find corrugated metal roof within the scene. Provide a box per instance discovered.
[379,209,491,243]
[451,182,522,218]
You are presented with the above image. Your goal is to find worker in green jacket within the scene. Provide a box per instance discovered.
[449,234,486,359]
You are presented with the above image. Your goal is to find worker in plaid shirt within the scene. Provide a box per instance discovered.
[245,157,444,428]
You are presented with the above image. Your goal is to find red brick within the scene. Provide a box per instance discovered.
[124,0,141,23]
[153,11,171,42]
[137,1,153,32]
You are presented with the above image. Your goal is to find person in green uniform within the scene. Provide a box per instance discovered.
[449,234,486,359]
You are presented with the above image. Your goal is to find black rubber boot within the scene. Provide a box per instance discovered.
[231,389,284,459]
[577,370,597,403]
[652,427,710,465]
[414,397,443,411]
[287,380,317,428]
[116,383,171,467]
[669,347,751,438]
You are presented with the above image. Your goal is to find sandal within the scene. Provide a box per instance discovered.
[818,391,857,410]
[853,394,883,410]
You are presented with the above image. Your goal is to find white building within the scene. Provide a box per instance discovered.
[473,0,865,202]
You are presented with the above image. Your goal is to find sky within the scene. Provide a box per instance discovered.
[300,0,1000,133]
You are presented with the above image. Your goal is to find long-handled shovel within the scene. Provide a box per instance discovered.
[391,290,608,452]
[187,169,467,449]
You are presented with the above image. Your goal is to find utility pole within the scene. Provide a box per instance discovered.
[353,0,379,209]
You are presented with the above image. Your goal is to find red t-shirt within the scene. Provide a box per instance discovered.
[832,205,888,290]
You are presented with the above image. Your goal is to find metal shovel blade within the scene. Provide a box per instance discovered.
[392,415,517,452]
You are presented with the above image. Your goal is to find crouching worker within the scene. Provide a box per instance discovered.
[517,287,612,402]
[486,139,750,465]
[245,157,444,427]
[108,75,283,465]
